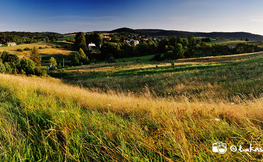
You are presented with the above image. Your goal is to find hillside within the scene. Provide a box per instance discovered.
[2,52,263,161]
[105,27,263,40]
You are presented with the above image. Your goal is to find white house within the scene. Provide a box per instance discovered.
[88,42,96,49]
[8,42,16,46]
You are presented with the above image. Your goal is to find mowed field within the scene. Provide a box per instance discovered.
[0,41,74,59]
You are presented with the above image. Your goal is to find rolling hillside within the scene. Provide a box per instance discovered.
[102,27,263,40]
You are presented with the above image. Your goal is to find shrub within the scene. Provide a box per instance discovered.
[17,48,23,52]
[20,57,35,75]
[0,62,6,73]
[171,60,175,67]
[4,62,12,74]
[34,67,46,76]
[39,47,43,49]
[49,57,57,68]
[56,45,61,48]
[151,53,162,61]
[57,69,65,73]
[24,47,31,51]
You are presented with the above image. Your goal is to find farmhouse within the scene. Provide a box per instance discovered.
[88,42,96,49]
[8,42,16,46]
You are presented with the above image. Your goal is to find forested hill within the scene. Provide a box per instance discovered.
[104,27,263,40]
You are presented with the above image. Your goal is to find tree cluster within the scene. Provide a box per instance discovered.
[0,50,46,76]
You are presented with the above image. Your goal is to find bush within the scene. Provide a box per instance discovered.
[25,47,30,51]
[24,47,31,51]
[151,53,162,61]
[34,67,46,76]
[39,47,43,49]
[57,69,65,73]
[171,60,175,67]
[0,62,6,73]
[17,48,23,52]
[20,57,35,75]
[4,62,12,74]
[56,45,61,48]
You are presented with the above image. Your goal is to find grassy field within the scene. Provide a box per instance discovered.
[3,46,263,160]
[0,41,74,59]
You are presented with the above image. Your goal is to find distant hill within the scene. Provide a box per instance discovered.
[102,27,263,41]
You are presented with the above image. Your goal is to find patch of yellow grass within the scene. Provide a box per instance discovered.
[0,42,73,58]
[1,73,263,123]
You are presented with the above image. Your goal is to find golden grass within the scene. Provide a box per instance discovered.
[0,42,74,58]
[1,73,262,124]
[2,73,263,160]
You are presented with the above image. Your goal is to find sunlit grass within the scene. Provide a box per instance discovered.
[0,42,73,58]
[2,51,263,161]
[1,72,263,161]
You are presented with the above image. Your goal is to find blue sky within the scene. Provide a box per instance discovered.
[1,0,263,35]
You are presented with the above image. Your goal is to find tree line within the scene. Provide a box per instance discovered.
[74,32,261,62]
[0,32,62,45]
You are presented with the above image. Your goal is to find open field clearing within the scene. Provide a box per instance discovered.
[2,73,263,161]
[52,51,263,103]
[0,41,74,58]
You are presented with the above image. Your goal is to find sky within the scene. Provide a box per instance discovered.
[1,0,263,35]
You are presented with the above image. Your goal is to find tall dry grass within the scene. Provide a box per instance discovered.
[1,73,263,161]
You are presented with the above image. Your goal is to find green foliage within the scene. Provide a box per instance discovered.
[17,48,23,52]
[79,48,90,64]
[0,62,6,73]
[0,51,20,66]
[74,32,87,50]
[49,57,57,68]
[24,47,31,51]
[245,37,250,41]
[201,37,212,42]
[234,43,257,54]
[70,52,81,66]
[4,62,12,74]
[86,32,102,47]
[20,57,35,75]
[151,53,162,61]
[188,35,196,46]
[34,67,46,76]
[30,46,41,66]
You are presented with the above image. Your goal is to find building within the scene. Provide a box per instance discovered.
[88,42,96,49]
[8,42,16,46]
[134,40,139,46]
